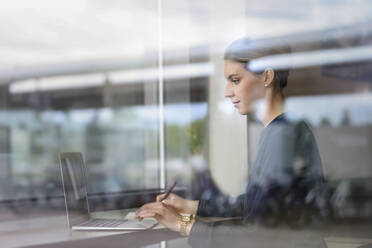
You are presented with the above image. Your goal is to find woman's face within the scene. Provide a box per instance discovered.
[224,59,265,115]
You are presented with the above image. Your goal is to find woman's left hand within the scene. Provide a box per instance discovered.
[136,202,181,232]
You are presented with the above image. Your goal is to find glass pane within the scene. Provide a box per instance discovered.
[0,0,161,218]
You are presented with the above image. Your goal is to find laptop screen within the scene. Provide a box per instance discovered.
[59,152,90,227]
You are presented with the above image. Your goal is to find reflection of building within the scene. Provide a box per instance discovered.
[340,109,351,126]
[0,2,371,227]
[320,117,332,127]
[248,120,372,219]
[0,125,11,201]
[315,126,372,180]
[85,113,105,165]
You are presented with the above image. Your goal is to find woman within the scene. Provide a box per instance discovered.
[135,37,324,237]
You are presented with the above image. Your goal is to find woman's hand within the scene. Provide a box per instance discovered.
[156,193,199,215]
[135,202,181,232]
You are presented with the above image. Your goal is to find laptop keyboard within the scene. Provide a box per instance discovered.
[80,218,127,227]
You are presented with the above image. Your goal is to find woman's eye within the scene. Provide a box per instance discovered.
[231,79,240,84]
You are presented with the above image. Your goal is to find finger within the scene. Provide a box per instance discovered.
[135,215,143,221]
[139,202,164,212]
[136,202,160,214]
[138,212,157,219]
[136,203,150,214]
[156,194,166,202]
[137,208,165,219]
[136,203,165,217]
[161,197,176,207]
[141,206,167,217]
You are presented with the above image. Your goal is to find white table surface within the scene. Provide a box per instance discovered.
[0,209,162,248]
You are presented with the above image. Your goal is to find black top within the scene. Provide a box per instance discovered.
[188,113,325,247]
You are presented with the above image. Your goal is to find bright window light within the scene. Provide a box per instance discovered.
[10,73,105,94]
[9,62,215,94]
[110,62,215,84]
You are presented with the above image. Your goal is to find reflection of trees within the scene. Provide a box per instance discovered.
[319,109,351,127]
[340,109,351,127]
[165,118,207,198]
[85,112,105,164]
[3,108,208,209]
[166,124,189,159]
[30,112,44,155]
[187,118,206,155]
[166,118,206,159]
[320,117,331,127]
[0,125,11,201]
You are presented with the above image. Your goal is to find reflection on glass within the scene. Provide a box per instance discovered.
[0,1,371,248]
[0,102,208,201]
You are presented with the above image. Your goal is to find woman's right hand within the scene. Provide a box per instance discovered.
[156,193,199,215]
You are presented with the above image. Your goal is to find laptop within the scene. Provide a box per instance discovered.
[59,152,158,231]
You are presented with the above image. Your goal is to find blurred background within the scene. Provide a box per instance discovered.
[0,0,371,231]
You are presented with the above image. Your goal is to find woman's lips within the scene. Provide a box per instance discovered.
[232,101,240,107]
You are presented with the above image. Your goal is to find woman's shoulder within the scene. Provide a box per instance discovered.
[283,113,313,130]
[263,113,317,144]
[282,113,318,147]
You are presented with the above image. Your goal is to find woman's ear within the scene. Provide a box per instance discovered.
[263,68,275,88]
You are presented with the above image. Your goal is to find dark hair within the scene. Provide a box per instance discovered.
[224,37,291,90]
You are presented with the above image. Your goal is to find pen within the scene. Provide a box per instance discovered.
[160,181,177,201]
